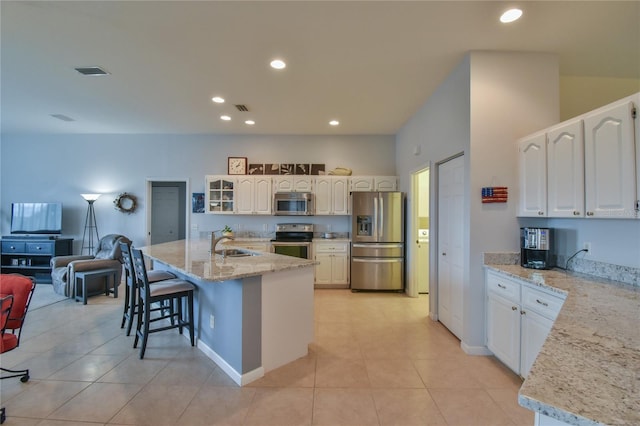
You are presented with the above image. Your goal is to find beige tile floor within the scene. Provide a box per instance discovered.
[0,286,533,425]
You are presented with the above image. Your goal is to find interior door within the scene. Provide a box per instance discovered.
[151,184,181,245]
[437,155,464,339]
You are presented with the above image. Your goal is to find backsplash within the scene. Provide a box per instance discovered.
[484,252,640,287]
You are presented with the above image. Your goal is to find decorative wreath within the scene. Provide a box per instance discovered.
[114,192,137,214]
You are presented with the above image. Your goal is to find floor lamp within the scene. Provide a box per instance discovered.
[81,193,101,255]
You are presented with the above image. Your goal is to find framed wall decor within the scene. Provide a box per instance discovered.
[228,157,248,175]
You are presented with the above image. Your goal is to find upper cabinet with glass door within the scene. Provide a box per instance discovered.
[205,175,236,214]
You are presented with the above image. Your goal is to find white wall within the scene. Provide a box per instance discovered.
[560,76,640,120]
[396,51,560,351]
[0,133,395,250]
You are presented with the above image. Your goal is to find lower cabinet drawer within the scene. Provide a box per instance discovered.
[2,241,26,253]
[522,285,565,320]
[314,242,349,253]
[26,242,54,255]
[486,270,520,303]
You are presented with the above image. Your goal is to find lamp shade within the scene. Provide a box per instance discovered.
[81,193,101,201]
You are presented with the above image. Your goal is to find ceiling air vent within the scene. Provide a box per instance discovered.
[50,114,75,122]
[74,66,109,76]
[235,104,249,112]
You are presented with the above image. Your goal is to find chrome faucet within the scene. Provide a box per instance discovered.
[210,232,234,255]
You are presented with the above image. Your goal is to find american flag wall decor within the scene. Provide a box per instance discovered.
[482,187,508,203]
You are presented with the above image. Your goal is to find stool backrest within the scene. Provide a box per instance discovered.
[0,274,36,344]
[119,241,134,288]
[131,248,151,301]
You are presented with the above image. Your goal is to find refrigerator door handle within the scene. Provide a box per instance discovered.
[352,258,403,263]
[378,194,384,238]
[373,195,379,240]
[352,243,404,249]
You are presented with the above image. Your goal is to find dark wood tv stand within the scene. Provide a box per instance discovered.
[1,236,73,284]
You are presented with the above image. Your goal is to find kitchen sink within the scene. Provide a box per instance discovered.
[214,249,259,258]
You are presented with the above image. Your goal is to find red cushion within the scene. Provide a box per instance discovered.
[0,274,34,330]
[1,332,18,353]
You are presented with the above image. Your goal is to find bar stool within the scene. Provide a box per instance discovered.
[131,248,195,359]
[119,242,177,336]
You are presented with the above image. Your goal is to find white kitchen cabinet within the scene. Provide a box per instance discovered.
[518,132,547,217]
[236,176,272,215]
[520,308,553,377]
[583,99,637,219]
[273,176,313,193]
[205,175,237,214]
[486,272,522,374]
[374,176,398,191]
[350,176,398,192]
[485,269,566,377]
[314,176,349,215]
[313,240,350,288]
[546,119,585,218]
[518,93,639,220]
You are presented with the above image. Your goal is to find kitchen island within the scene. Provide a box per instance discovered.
[141,238,316,385]
[485,264,640,426]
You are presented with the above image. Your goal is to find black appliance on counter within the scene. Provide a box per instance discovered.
[520,227,554,269]
[270,223,314,259]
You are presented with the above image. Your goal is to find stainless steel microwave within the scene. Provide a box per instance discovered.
[273,192,314,216]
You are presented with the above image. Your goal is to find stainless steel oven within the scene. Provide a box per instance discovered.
[270,223,313,259]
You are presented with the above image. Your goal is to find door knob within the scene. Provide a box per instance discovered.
[442,252,447,256]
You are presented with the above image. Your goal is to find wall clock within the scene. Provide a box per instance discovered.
[228,157,248,175]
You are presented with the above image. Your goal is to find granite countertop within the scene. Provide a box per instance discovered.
[141,238,316,283]
[485,264,640,426]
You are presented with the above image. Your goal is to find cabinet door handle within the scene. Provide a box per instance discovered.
[497,283,506,289]
[10,246,16,250]
[538,211,544,216]
[587,211,594,216]
[573,211,580,216]
[442,252,447,256]
[512,306,518,311]
[536,299,549,307]
[521,310,526,315]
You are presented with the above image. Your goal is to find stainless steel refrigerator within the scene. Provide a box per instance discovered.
[350,191,405,291]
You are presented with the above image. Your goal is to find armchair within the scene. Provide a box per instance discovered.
[51,234,131,297]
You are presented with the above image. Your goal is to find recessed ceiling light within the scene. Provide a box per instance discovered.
[500,8,523,23]
[270,59,286,70]
[212,96,225,103]
[329,120,340,126]
[220,115,231,121]
[245,120,255,125]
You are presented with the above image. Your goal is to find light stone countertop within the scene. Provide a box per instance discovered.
[485,264,640,426]
[141,238,316,283]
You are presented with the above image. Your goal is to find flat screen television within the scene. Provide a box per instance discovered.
[10,202,63,235]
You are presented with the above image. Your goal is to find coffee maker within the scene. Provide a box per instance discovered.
[520,227,554,269]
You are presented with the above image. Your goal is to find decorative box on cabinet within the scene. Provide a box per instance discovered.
[1,237,73,283]
[205,175,237,214]
[485,269,566,377]
[314,176,349,215]
[313,240,350,288]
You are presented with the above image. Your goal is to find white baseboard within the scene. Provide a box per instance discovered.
[179,329,265,386]
[196,338,264,386]
[461,341,492,356]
